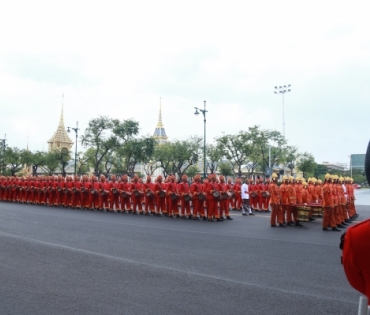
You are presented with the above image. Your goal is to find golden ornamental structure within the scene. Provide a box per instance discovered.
[47,98,73,152]
[153,98,168,144]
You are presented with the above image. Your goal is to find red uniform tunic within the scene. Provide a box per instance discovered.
[72,180,82,208]
[108,180,120,211]
[279,183,289,223]
[119,181,131,211]
[206,181,220,219]
[322,182,335,229]
[100,181,110,210]
[143,181,155,213]
[190,182,205,218]
[268,181,281,225]
[166,181,179,216]
[154,181,166,214]
[89,181,101,209]
[217,182,229,217]
[80,180,91,209]
[130,181,143,213]
[342,219,370,304]
[178,181,191,216]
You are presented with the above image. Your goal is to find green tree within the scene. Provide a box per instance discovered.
[216,127,258,177]
[171,137,201,178]
[76,151,92,176]
[5,147,23,176]
[206,144,223,174]
[313,164,329,179]
[296,152,317,178]
[41,151,59,175]
[218,161,233,180]
[154,137,201,179]
[281,145,300,176]
[113,137,155,177]
[254,128,286,174]
[81,116,139,176]
[153,142,174,178]
[185,165,200,180]
[31,151,46,176]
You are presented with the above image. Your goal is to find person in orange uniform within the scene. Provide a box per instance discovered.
[166,175,178,217]
[322,174,340,231]
[226,178,235,211]
[346,177,358,219]
[130,175,144,214]
[234,178,242,211]
[119,175,131,212]
[178,175,192,219]
[279,176,289,226]
[154,175,166,216]
[202,178,209,215]
[337,177,348,226]
[64,176,74,207]
[56,176,64,206]
[98,175,109,211]
[261,178,270,212]
[301,182,309,204]
[258,178,265,212]
[71,176,81,209]
[190,174,206,220]
[218,175,232,220]
[341,218,370,304]
[90,176,101,210]
[206,174,221,222]
[288,176,302,227]
[269,173,280,227]
[295,177,303,205]
[143,176,155,215]
[80,175,90,210]
[108,175,119,212]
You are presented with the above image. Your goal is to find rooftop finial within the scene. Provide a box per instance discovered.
[157,97,163,128]
[59,92,65,127]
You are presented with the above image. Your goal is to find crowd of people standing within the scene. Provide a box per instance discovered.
[0,172,358,229]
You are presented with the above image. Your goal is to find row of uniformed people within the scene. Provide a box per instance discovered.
[267,173,357,230]
[0,173,249,221]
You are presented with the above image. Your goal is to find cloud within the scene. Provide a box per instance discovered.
[3,53,97,87]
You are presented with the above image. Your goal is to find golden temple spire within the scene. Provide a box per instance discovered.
[47,93,74,151]
[153,97,168,144]
[59,92,65,128]
[157,97,163,128]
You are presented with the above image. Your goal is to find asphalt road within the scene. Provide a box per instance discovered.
[0,201,369,315]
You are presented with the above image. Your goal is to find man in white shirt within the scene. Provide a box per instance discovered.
[241,178,254,216]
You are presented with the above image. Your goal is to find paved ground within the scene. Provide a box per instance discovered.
[0,201,369,315]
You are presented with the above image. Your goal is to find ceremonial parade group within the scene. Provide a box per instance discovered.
[0,172,358,230]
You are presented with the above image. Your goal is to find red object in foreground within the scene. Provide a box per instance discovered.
[342,218,370,305]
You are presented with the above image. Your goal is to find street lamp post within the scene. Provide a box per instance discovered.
[194,101,208,179]
[274,85,291,138]
[67,122,79,177]
[0,135,7,175]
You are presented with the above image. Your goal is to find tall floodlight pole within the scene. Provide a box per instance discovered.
[274,85,291,138]
[194,101,208,179]
[67,122,79,176]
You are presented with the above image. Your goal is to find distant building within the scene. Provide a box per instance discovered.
[321,161,347,172]
[152,98,168,144]
[134,99,168,178]
[350,154,365,171]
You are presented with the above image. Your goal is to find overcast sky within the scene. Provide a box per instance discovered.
[1,0,369,167]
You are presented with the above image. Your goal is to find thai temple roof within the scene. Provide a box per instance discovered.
[153,98,168,142]
[47,97,74,151]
